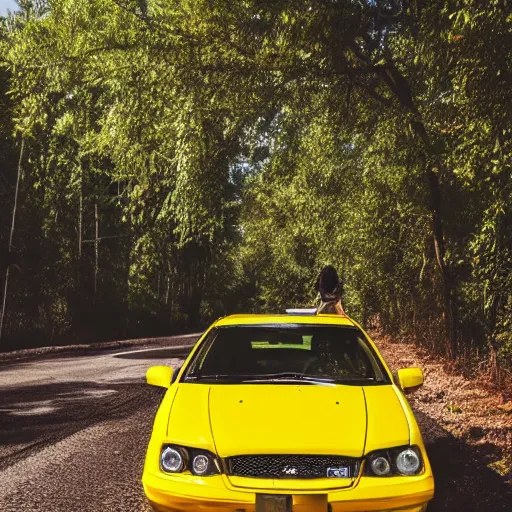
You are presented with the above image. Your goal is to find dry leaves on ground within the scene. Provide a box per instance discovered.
[372,332,512,482]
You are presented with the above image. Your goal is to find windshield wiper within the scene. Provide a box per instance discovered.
[241,372,337,385]
[186,372,334,385]
[333,377,380,385]
[186,373,257,382]
[255,372,321,380]
[186,372,380,386]
[245,374,382,386]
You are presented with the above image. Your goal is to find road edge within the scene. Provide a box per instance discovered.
[0,333,201,364]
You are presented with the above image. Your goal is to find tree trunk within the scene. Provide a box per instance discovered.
[408,120,457,358]
[425,165,457,358]
[0,137,25,343]
[78,174,83,258]
[403,103,457,359]
[94,203,99,302]
[347,54,459,357]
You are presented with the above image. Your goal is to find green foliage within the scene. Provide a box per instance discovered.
[0,0,510,382]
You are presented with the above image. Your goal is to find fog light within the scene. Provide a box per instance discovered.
[396,448,421,475]
[192,454,210,475]
[160,446,185,473]
[371,456,391,476]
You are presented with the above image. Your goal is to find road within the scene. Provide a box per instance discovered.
[0,335,510,511]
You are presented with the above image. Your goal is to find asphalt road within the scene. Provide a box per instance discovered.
[0,335,510,512]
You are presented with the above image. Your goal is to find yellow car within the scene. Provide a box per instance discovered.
[142,314,434,512]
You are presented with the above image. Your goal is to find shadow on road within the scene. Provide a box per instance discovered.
[416,410,511,511]
[0,380,164,470]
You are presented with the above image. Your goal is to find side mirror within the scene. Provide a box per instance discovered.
[146,365,173,388]
[396,367,424,392]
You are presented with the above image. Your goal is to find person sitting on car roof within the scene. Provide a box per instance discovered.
[316,265,347,316]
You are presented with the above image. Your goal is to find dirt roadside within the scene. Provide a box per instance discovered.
[372,332,512,483]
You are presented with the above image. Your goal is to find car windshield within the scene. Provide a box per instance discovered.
[183,325,389,385]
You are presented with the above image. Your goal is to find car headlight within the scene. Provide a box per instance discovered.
[160,445,220,476]
[192,454,212,475]
[160,446,187,473]
[396,448,421,475]
[364,446,423,476]
[370,455,391,476]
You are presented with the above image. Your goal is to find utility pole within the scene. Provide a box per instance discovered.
[0,138,25,343]
[81,204,126,304]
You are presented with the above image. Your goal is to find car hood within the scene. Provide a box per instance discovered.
[167,383,410,458]
[209,384,367,458]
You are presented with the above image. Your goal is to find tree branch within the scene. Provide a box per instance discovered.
[352,79,395,109]
[109,0,150,25]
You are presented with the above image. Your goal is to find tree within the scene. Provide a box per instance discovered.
[0,0,509,383]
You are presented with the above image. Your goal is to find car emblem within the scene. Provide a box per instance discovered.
[327,467,350,478]
[282,465,298,476]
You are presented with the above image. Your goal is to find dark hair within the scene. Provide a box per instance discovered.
[318,265,342,300]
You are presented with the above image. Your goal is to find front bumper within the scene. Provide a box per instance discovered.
[143,471,434,512]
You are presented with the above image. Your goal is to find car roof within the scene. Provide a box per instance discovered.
[214,314,357,328]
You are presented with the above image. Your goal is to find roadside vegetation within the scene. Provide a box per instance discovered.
[0,1,510,386]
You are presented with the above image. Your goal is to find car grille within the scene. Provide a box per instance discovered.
[226,454,359,479]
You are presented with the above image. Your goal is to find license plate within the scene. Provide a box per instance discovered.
[256,494,292,512]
